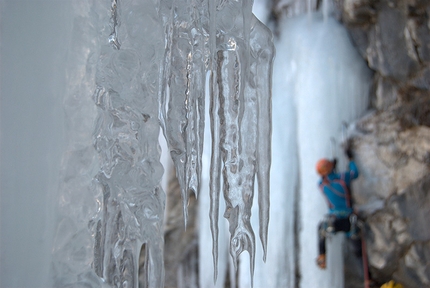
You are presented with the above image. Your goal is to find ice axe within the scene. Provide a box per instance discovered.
[330,137,337,173]
[340,121,354,160]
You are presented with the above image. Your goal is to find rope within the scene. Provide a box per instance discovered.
[360,221,370,288]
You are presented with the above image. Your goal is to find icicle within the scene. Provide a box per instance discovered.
[155,0,274,281]
[210,1,268,284]
[208,0,275,283]
[208,0,220,282]
[91,0,273,285]
[215,42,258,276]
[108,0,121,50]
[92,1,166,287]
[250,15,275,263]
[161,0,208,227]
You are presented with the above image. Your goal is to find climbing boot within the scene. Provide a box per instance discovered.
[316,254,326,269]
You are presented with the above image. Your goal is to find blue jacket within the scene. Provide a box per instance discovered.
[318,161,359,218]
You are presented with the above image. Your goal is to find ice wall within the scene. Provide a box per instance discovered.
[289,10,371,288]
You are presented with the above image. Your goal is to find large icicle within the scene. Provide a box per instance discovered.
[208,0,220,281]
[250,15,274,262]
[161,0,209,226]
[209,0,275,282]
[91,0,166,286]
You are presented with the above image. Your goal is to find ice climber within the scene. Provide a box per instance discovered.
[315,147,361,269]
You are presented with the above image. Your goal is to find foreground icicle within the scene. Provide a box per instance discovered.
[91,0,166,286]
[251,16,274,264]
[161,0,208,226]
[160,0,274,282]
[209,3,275,283]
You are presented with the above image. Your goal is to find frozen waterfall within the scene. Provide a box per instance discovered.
[200,3,372,288]
[291,12,371,288]
[0,0,371,287]
[263,7,371,288]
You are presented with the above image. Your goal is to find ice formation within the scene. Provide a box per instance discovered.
[293,15,371,288]
[1,1,377,287]
[52,0,274,286]
[160,0,208,227]
[91,0,166,286]
[209,6,274,284]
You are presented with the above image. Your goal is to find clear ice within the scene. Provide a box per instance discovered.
[161,0,274,282]
[52,0,274,286]
[92,0,166,286]
[160,0,208,226]
[210,11,274,282]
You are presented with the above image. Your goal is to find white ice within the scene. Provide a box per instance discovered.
[241,5,371,288]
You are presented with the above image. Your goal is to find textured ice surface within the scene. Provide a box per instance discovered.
[159,2,275,281]
[52,0,166,287]
[209,4,275,283]
[160,0,209,226]
[91,0,166,287]
[51,0,274,286]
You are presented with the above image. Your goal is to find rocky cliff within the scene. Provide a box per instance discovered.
[335,0,430,287]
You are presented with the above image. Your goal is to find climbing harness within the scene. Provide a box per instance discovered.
[319,213,360,239]
[319,213,371,287]
[319,214,336,238]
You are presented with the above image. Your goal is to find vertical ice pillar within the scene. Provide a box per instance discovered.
[160,0,209,226]
[91,0,166,286]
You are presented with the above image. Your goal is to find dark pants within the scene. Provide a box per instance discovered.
[318,216,361,257]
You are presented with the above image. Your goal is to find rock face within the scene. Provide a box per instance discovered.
[352,108,430,287]
[335,0,430,286]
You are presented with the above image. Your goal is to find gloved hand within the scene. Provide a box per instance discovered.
[344,138,354,160]
[345,148,353,160]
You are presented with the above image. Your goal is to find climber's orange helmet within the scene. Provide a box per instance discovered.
[316,159,334,176]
